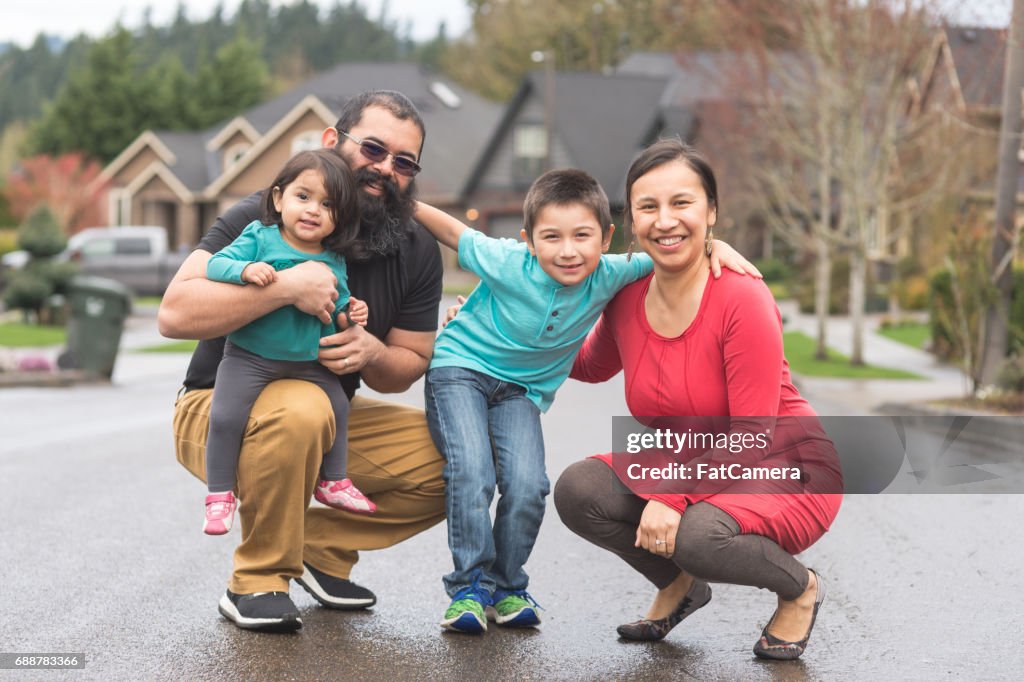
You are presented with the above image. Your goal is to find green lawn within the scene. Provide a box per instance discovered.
[877,322,930,350]
[783,331,923,379]
[0,322,67,347]
[136,340,199,353]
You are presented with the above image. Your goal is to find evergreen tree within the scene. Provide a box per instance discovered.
[17,205,66,258]
[193,33,270,127]
[4,205,75,322]
[142,55,200,130]
[27,28,153,162]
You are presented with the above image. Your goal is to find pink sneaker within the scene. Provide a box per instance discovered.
[314,478,376,514]
[204,491,237,535]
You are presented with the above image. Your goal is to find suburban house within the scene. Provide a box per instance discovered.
[97,63,502,250]
[462,67,671,241]
[99,29,1011,273]
[461,50,772,258]
[910,26,1005,127]
[891,25,1008,269]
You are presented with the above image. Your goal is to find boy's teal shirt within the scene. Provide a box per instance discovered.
[430,228,653,411]
[206,220,350,361]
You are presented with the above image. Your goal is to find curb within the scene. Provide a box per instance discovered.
[0,370,108,388]
[877,401,1024,454]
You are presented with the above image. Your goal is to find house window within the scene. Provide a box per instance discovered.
[291,131,321,155]
[224,143,250,170]
[513,123,547,186]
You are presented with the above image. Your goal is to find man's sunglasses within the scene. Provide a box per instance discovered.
[340,130,422,177]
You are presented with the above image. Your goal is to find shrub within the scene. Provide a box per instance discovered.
[895,274,930,311]
[3,205,77,321]
[752,258,792,283]
[930,267,1024,362]
[996,354,1024,393]
[796,256,849,314]
[0,229,17,255]
[17,206,66,258]
[3,269,51,320]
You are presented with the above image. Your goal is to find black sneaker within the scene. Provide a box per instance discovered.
[218,590,302,632]
[295,561,377,610]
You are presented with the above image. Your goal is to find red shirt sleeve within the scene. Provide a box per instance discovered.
[570,309,623,383]
[722,279,784,417]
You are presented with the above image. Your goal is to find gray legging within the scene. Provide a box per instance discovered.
[205,341,349,493]
[554,459,808,601]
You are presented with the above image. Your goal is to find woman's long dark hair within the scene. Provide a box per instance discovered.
[262,149,361,257]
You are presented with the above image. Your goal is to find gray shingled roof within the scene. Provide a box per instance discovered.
[464,70,668,203]
[945,26,1006,110]
[226,62,501,200]
[619,51,735,107]
[147,129,216,192]
[531,71,669,200]
[149,62,502,202]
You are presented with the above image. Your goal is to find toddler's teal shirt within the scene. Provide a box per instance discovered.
[206,220,350,361]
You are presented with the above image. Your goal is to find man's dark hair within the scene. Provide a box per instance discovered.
[261,149,360,257]
[334,90,426,157]
[522,169,613,239]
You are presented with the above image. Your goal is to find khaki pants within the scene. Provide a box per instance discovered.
[174,379,446,594]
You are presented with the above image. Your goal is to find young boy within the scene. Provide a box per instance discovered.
[415,169,653,633]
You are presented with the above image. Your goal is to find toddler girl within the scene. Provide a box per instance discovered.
[201,149,375,535]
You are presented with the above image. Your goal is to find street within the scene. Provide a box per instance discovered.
[2,316,1024,680]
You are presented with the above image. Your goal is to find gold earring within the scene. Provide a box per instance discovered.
[705,226,714,258]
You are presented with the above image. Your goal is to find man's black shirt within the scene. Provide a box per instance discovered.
[182,192,443,399]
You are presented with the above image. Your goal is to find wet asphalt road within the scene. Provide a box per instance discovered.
[2,350,1024,681]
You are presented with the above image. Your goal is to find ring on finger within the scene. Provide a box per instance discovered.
[654,539,666,545]
[343,357,350,369]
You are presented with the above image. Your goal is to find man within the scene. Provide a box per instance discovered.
[159,90,446,632]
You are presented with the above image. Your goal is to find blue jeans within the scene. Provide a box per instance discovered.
[425,366,550,599]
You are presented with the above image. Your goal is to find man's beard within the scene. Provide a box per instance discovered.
[349,166,417,261]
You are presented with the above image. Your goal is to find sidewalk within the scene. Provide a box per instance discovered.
[777,300,970,414]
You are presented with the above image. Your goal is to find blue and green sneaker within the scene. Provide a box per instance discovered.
[487,590,542,627]
[440,587,489,634]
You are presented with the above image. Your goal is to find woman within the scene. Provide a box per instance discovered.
[553,139,843,660]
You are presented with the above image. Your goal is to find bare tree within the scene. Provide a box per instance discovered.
[721,0,966,365]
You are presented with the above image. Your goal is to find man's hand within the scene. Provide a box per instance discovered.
[278,261,339,324]
[709,239,763,279]
[345,296,369,327]
[318,324,385,375]
[241,262,277,286]
[635,499,682,557]
[443,295,466,327]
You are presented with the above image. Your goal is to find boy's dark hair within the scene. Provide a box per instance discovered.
[262,149,360,257]
[333,90,426,157]
[623,137,719,235]
[522,169,613,239]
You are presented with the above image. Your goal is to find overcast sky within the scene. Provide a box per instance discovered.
[0,0,472,48]
[1,0,1012,50]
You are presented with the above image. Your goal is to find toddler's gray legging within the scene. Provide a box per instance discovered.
[205,341,349,493]
[554,458,808,601]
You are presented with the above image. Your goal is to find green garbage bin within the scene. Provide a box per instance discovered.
[63,276,132,379]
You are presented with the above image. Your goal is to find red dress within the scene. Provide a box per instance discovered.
[571,271,842,555]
